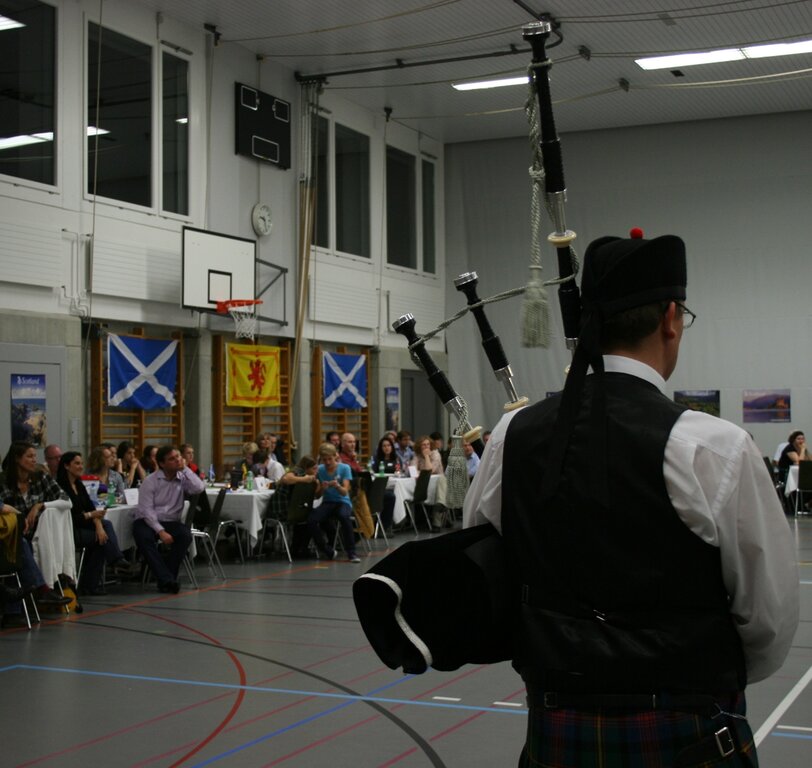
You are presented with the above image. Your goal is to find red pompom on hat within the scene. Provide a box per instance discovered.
[629,227,644,239]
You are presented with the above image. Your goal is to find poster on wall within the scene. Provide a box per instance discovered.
[674,389,720,417]
[385,387,399,432]
[742,389,791,423]
[10,373,47,446]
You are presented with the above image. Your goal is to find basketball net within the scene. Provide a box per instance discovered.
[217,300,262,340]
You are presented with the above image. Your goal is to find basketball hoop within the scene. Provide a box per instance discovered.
[216,299,262,340]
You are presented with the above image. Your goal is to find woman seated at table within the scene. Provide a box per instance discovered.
[117,441,146,488]
[86,446,127,502]
[140,445,158,476]
[372,436,398,475]
[249,441,286,484]
[55,452,134,595]
[264,456,319,555]
[778,430,810,482]
[410,435,444,475]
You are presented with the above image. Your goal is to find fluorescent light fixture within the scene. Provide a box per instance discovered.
[175,117,188,124]
[0,126,108,151]
[452,75,528,91]
[636,38,812,70]
[0,13,24,31]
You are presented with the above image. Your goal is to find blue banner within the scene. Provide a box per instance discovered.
[108,334,178,410]
[323,352,367,410]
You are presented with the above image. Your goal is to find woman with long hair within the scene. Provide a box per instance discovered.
[140,445,158,475]
[373,436,398,475]
[86,446,127,501]
[55,452,134,594]
[117,441,146,488]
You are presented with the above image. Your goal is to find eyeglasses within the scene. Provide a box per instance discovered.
[674,302,696,328]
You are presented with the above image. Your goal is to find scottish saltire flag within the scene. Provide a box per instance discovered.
[227,343,280,407]
[108,335,178,409]
[323,352,367,409]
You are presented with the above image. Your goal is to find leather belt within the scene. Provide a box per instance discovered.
[538,691,720,717]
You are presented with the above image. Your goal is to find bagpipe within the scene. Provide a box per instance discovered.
[354,17,580,673]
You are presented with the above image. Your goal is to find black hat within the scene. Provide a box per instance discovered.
[539,228,687,504]
[581,229,686,318]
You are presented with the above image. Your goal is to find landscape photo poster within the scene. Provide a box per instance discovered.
[11,373,47,446]
[385,386,399,432]
[674,389,720,417]
[742,388,791,424]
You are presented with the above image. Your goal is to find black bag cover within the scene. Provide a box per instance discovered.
[352,523,515,674]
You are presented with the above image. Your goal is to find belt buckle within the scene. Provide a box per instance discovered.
[714,726,735,757]
[543,692,558,709]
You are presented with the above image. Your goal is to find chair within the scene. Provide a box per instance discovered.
[366,476,391,545]
[212,496,245,563]
[188,489,227,579]
[403,470,433,533]
[0,513,40,629]
[795,462,812,514]
[257,481,317,563]
[141,501,198,588]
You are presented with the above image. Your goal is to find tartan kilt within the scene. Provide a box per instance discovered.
[519,691,757,768]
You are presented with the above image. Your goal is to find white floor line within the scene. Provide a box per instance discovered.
[433,696,461,702]
[754,663,812,746]
[493,701,523,707]
[776,725,812,732]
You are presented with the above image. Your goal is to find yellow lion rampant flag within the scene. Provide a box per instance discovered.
[226,343,281,407]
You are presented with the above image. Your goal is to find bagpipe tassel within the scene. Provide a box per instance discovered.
[521,264,551,348]
[444,435,469,510]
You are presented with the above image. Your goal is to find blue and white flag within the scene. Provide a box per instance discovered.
[323,352,367,410]
[108,334,178,409]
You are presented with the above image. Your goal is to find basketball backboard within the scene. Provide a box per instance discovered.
[182,226,256,312]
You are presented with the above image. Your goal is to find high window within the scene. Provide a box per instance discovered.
[162,52,189,215]
[0,0,56,186]
[386,146,416,269]
[422,159,436,274]
[334,123,370,258]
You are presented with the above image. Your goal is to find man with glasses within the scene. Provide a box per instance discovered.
[465,229,798,767]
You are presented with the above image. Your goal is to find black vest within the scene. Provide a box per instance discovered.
[502,372,746,693]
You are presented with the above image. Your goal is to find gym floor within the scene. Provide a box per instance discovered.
[2,517,810,768]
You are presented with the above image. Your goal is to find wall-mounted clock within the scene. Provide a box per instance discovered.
[251,202,273,237]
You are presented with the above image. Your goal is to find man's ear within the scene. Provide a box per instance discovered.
[661,301,679,340]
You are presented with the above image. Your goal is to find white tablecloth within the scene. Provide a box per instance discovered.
[105,505,137,552]
[205,488,273,546]
[31,500,75,586]
[387,475,442,524]
[785,465,799,496]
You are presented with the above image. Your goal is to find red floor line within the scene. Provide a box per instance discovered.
[375,747,419,768]
[258,714,380,768]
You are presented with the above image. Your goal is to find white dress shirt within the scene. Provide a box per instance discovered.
[464,354,799,683]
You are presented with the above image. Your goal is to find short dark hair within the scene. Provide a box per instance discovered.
[599,301,670,352]
[156,444,178,466]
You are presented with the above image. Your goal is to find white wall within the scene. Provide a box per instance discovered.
[444,110,812,456]
[0,0,446,452]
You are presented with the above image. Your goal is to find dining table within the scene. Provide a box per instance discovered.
[204,486,274,547]
[387,474,443,525]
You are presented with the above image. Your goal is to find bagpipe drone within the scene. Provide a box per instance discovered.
[354,17,580,673]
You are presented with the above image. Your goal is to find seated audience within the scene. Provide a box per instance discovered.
[140,445,158,475]
[265,455,319,557]
[310,443,360,563]
[180,443,200,476]
[251,435,285,483]
[778,430,809,482]
[411,434,444,475]
[373,436,398,475]
[43,444,63,477]
[56,452,134,595]
[395,430,415,468]
[325,431,341,449]
[117,441,146,488]
[132,445,204,594]
[464,440,480,479]
[86,446,127,502]
[339,432,364,473]
[430,432,448,469]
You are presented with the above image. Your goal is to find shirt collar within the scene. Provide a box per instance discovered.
[601,354,666,394]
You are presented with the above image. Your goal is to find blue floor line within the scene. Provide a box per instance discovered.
[771,731,812,740]
[12,663,528,715]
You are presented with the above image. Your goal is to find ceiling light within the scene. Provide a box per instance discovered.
[452,76,528,91]
[636,38,812,70]
[0,14,24,31]
[0,126,109,151]
[175,117,188,124]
